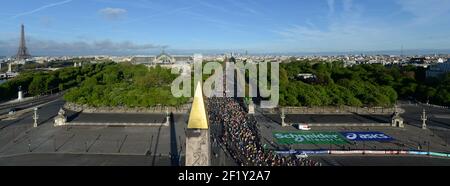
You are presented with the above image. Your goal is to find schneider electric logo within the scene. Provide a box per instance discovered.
[273,132,347,144]
[275,133,340,142]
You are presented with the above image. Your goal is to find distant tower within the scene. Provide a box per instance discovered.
[228,52,236,63]
[185,82,211,166]
[16,24,31,60]
[400,45,403,58]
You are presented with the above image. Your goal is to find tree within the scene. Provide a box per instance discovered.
[63,63,189,107]
[29,76,47,95]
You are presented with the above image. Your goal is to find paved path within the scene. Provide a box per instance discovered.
[0,153,183,166]
[263,114,391,124]
[312,155,450,166]
[68,113,166,124]
[0,98,189,166]
[400,103,450,129]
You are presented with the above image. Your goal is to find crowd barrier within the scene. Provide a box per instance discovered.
[275,150,450,158]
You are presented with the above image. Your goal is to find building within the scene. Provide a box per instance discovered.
[131,51,193,66]
[426,61,450,78]
[409,57,426,64]
[131,56,155,65]
[296,73,318,84]
[296,73,316,80]
[33,57,49,64]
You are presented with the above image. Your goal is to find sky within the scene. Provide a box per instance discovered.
[1,0,450,56]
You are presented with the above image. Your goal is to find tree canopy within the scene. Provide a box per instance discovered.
[63,63,189,107]
[279,59,450,107]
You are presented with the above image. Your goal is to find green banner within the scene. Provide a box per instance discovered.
[273,132,348,144]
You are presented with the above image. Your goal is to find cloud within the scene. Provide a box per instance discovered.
[342,0,353,12]
[327,0,335,14]
[39,16,54,27]
[226,0,261,16]
[272,1,397,52]
[272,0,450,53]
[273,24,398,52]
[98,7,127,21]
[197,0,229,13]
[125,6,194,24]
[396,0,450,25]
[0,38,167,56]
[11,0,72,19]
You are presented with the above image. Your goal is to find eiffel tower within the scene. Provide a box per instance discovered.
[16,24,31,60]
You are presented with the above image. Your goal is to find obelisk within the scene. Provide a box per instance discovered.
[185,81,210,166]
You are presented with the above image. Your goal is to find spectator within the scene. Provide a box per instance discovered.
[207,97,321,166]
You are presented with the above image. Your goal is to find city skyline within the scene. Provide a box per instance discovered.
[1,0,450,56]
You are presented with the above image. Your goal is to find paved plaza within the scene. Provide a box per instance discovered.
[311,155,450,166]
[0,99,190,166]
[256,109,450,154]
[0,153,183,166]
[1,98,449,166]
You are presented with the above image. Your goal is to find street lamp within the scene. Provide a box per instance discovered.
[363,141,366,155]
[421,109,427,130]
[280,108,286,127]
[445,136,448,147]
[18,85,23,102]
[28,139,31,152]
[32,107,39,128]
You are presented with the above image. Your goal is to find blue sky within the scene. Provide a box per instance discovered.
[1,0,450,56]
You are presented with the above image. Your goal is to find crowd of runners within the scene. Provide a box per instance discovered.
[208,97,321,166]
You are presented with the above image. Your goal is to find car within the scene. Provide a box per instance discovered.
[297,124,311,131]
[8,108,17,115]
[296,152,309,159]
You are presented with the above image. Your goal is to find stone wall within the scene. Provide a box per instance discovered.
[64,102,191,114]
[262,106,400,115]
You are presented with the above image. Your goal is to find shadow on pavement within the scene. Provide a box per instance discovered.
[169,113,180,166]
